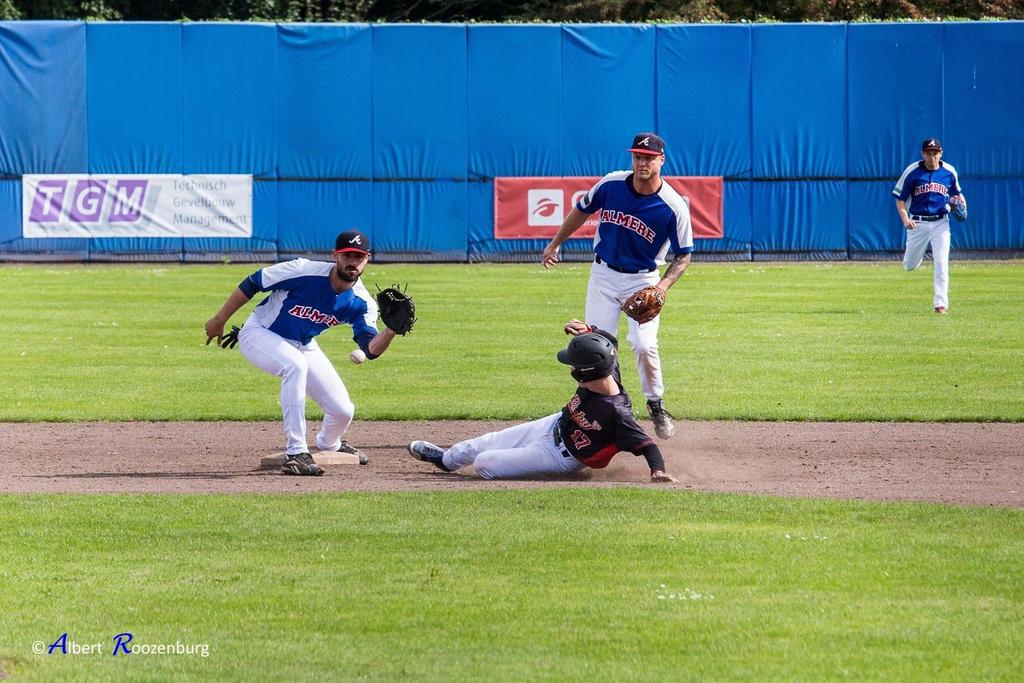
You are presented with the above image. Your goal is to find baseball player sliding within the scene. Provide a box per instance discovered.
[407,320,677,483]
[204,229,402,476]
[540,132,692,440]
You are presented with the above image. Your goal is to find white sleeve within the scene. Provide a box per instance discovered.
[353,278,378,327]
[258,258,332,289]
[657,184,694,252]
[577,171,630,213]
[674,197,693,251]
[892,163,917,198]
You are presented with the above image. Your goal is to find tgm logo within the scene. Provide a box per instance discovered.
[527,189,563,227]
[29,179,148,223]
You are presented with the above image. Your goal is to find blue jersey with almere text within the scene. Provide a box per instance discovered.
[893,160,963,217]
[576,171,693,272]
[238,259,378,350]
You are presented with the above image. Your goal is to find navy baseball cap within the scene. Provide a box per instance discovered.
[628,132,665,156]
[922,138,943,151]
[334,229,370,255]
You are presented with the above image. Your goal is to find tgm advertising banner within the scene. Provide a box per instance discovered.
[494,176,724,240]
[22,175,253,238]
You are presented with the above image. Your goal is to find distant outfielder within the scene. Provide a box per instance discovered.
[407,320,678,483]
[204,229,414,476]
[541,132,692,440]
[894,138,967,314]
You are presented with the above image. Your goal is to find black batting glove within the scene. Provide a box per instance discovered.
[220,326,240,350]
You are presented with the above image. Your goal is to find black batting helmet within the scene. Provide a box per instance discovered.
[557,332,616,382]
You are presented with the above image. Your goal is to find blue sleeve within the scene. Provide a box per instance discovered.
[950,172,963,198]
[345,298,380,358]
[238,271,261,298]
[355,330,378,358]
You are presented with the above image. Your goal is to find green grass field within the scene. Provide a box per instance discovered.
[1,261,1022,680]
[2,491,1022,681]
[1,261,1022,421]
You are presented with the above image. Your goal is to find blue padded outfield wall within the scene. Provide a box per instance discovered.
[1,21,1023,262]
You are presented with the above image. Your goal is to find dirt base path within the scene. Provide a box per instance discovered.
[2,420,1021,507]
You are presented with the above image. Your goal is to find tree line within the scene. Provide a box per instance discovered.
[2,0,1020,23]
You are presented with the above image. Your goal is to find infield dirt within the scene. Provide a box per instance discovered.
[3,420,1021,507]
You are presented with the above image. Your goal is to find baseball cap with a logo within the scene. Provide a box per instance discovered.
[628,132,666,156]
[334,229,371,255]
[922,138,943,151]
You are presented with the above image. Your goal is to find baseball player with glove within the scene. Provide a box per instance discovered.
[894,138,967,314]
[541,132,692,439]
[407,320,677,483]
[204,229,415,476]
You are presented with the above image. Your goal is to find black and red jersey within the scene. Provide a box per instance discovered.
[555,328,659,470]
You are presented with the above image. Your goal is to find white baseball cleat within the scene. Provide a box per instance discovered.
[646,399,676,440]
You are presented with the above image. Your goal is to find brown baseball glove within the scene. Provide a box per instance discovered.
[621,286,665,324]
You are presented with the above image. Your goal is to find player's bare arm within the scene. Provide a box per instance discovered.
[541,208,589,269]
[367,327,397,357]
[896,199,916,229]
[205,287,253,345]
[656,252,692,293]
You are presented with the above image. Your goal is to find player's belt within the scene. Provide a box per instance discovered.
[552,424,573,459]
[595,255,655,275]
[911,214,943,222]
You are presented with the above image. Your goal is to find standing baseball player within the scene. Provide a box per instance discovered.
[407,320,677,483]
[540,132,692,440]
[894,138,967,314]
[204,229,399,476]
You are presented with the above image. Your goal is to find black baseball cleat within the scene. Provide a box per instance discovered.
[281,452,324,476]
[408,441,450,471]
[646,399,676,440]
[337,440,369,465]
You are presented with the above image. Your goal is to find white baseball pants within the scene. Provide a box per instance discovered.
[442,412,585,479]
[585,260,663,400]
[238,325,354,455]
[903,217,951,309]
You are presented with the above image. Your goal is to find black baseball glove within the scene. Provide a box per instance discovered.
[220,326,240,349]
[376,284,416,335]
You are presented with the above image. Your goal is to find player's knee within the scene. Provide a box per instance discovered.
[323,396,355,420]
[631,339,659,356]
[903,259,918,272]
[280,362,308,382]
[473,454,501,479]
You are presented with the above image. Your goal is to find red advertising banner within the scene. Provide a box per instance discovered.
[494,176,724,240]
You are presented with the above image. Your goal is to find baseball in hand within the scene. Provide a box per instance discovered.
[350,349,367,364]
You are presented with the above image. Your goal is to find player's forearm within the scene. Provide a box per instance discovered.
[367,327,397,358]
[211,288,252,323]
[657,253,691,290]
[549,208,589,247]
[896,199,912,223]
